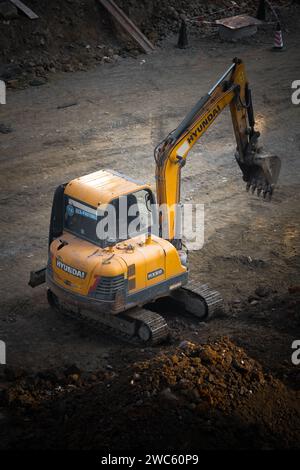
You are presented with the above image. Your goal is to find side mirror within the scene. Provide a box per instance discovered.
[145,192,152,211]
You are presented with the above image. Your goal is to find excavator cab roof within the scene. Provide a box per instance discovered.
[64,169,151,207]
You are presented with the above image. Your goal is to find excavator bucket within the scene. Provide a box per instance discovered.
[245,152,281,198]
[236,147,281,199]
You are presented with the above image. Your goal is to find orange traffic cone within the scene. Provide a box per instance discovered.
[273,22,284,50]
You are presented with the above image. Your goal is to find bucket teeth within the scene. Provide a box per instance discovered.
[262,184,273,199]
[251,182,257,194]
[246,179,274,200]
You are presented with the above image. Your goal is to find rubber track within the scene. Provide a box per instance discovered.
[182,281,223,318]
[60,305,169,345]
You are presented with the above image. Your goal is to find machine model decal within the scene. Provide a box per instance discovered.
[187,104,221,145]
[147,268,164,280]
[56,258,87,279]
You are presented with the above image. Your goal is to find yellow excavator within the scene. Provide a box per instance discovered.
[29,58,281,343]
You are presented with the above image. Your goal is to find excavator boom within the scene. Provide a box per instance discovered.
[155,58,281,242]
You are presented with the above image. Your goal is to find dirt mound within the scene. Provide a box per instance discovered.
[133,338,268,411]
[1,338,299,449]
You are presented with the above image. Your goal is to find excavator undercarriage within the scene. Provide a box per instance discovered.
[47,281,222,344]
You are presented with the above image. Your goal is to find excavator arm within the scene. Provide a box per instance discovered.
[154,58,281,243]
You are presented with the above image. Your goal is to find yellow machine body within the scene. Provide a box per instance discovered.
[47,169,187,314]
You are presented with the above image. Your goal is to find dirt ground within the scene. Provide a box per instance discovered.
[0,2,300,450]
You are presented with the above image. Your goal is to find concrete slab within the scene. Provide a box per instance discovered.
[216,15,262,42]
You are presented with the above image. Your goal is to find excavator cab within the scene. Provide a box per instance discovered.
[63,188,153,247]
[48,171,156,248]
